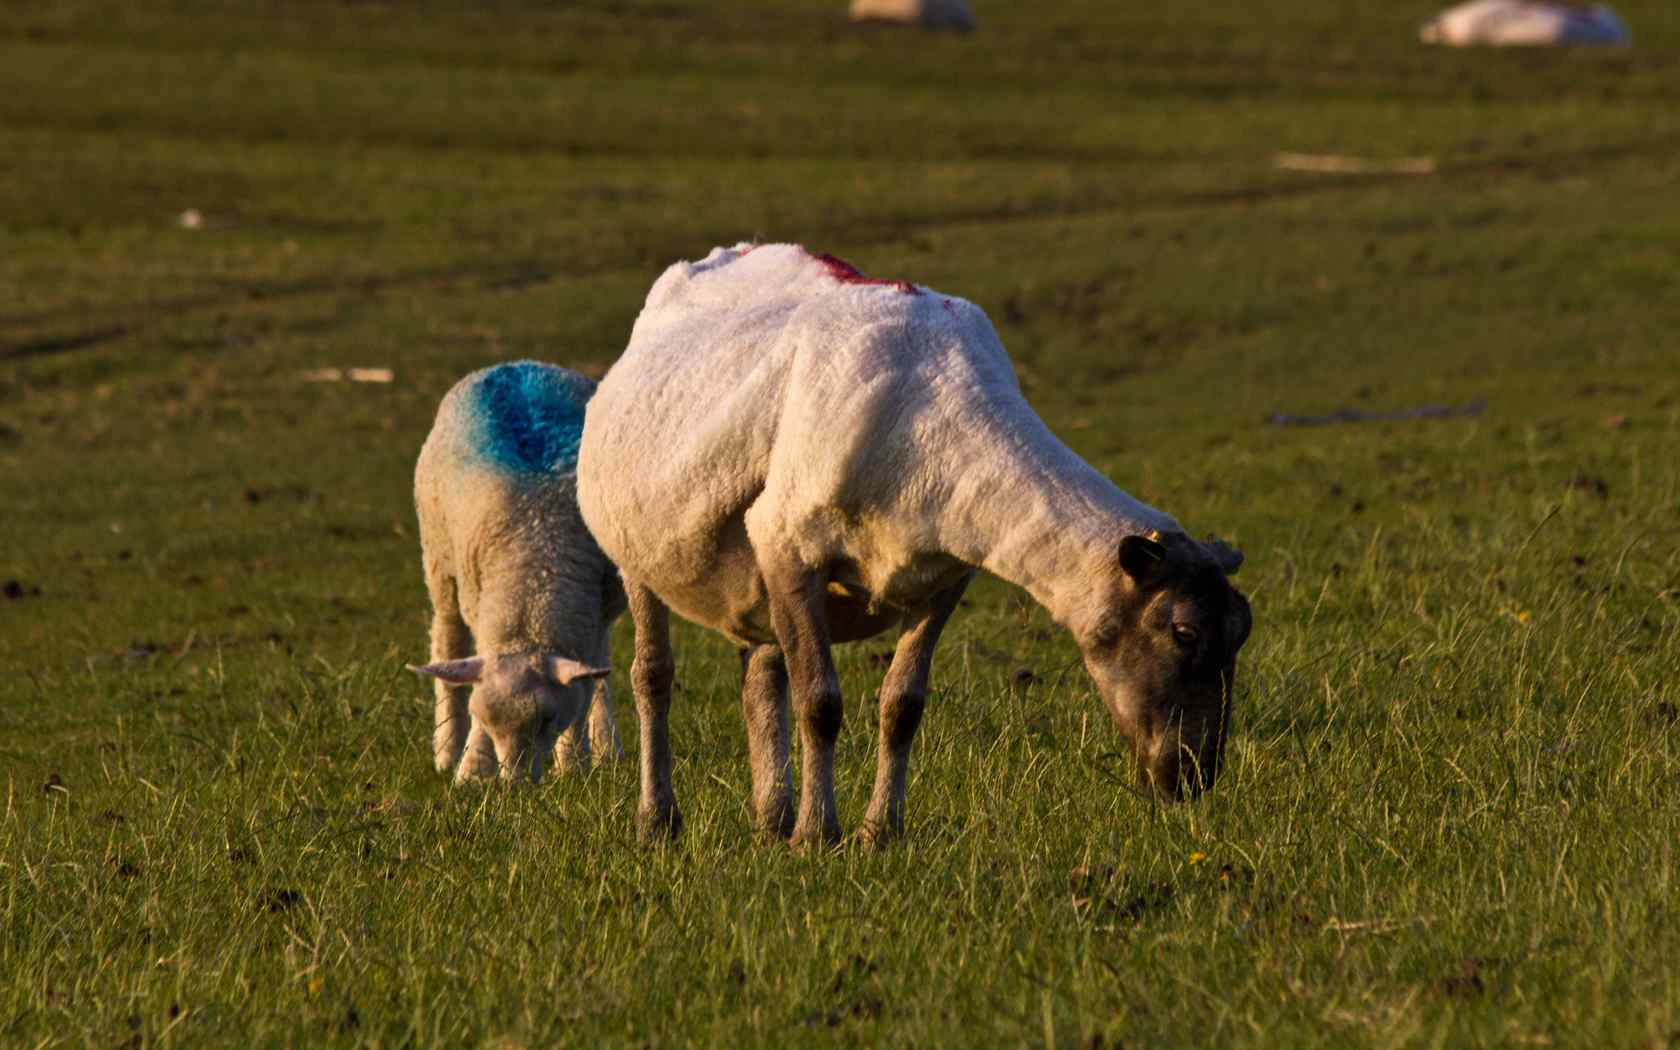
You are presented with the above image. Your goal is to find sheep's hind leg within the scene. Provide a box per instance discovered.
[628,581,681,841]
[764,563,844,849]
[427,581,474,775]
[857,572,973,848]
[740,644,795,839]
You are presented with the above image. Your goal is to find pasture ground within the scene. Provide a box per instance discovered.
[3,2,1678,1045]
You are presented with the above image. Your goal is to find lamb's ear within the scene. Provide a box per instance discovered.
[1119,533,1170,585]
[543,655,611,687]
[1202,535,1244,576]
[408,657,484,684]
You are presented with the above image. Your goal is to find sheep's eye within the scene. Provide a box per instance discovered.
[1171,624,1200,649]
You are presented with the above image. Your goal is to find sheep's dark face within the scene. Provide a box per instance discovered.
[1078,533,1251,801]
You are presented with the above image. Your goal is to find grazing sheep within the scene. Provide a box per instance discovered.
[1419,0,1629,46]
[849,0,976,32]
[577,244,1251,845]
[412,361,625,783]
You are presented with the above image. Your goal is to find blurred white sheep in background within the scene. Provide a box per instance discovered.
[1420,0,1629,46]
[849,0,975,32]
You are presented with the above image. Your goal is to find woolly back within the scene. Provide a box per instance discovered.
[459,361,595,475]
[637,242,927,330]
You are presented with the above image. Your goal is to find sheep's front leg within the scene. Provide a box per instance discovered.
[858,573,973,848]
[453,720,500,784]
[556,629,620,773]
[552,703,592,775]
[740,644,795,839]
[586,677,621,762]
[628,581,681,841]
[428,586,474,774]
[587,627,622,762]
[764,564,844,849]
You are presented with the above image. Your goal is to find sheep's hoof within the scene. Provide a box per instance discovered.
[433,737,467,775]
[453,740,501,784]
[751,800,795,841]
[849,818,902,851]
[452,762,498,786]
[637,803,683,843]
[790,819,843,853]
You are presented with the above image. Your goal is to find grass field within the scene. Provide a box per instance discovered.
[4,1,1679,1045]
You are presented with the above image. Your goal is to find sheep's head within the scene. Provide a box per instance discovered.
[410,651,609,781]
[1077,531,1251,801]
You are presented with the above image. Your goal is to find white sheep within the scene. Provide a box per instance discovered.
[411,361,625,783]
[577,244,1251,845]
[849,0,976,32]
[1419,0,1629,46]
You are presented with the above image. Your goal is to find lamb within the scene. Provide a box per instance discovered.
[576,243,1252,846]
[411,361,625,784]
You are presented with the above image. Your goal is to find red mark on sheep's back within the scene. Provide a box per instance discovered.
[809,250,919,295]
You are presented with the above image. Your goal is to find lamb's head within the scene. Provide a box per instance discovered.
[1076,531,1251,801]
[410,652,609,781]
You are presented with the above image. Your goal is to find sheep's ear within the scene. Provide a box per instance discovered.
[543,655,611,686]
[1119,533,1169,584]
[1203,535,1244,576]
[408,657,484,685]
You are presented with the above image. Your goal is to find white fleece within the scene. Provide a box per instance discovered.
[577,243,1181,647]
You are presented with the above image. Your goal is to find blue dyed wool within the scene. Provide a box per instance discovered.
[464,361,594,474]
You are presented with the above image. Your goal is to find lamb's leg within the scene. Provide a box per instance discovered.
[585,678,620,762]
[628,581,681,841]
[740,644,794,839]
[587,626,622,762]
[552,702,592,775]
[857,572,973,848]
[764,564,843,849]
[454,721,500,784]
[427,579,474,774]
[555,628,619,773]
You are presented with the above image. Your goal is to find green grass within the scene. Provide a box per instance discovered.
[3,1,1679,1045]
